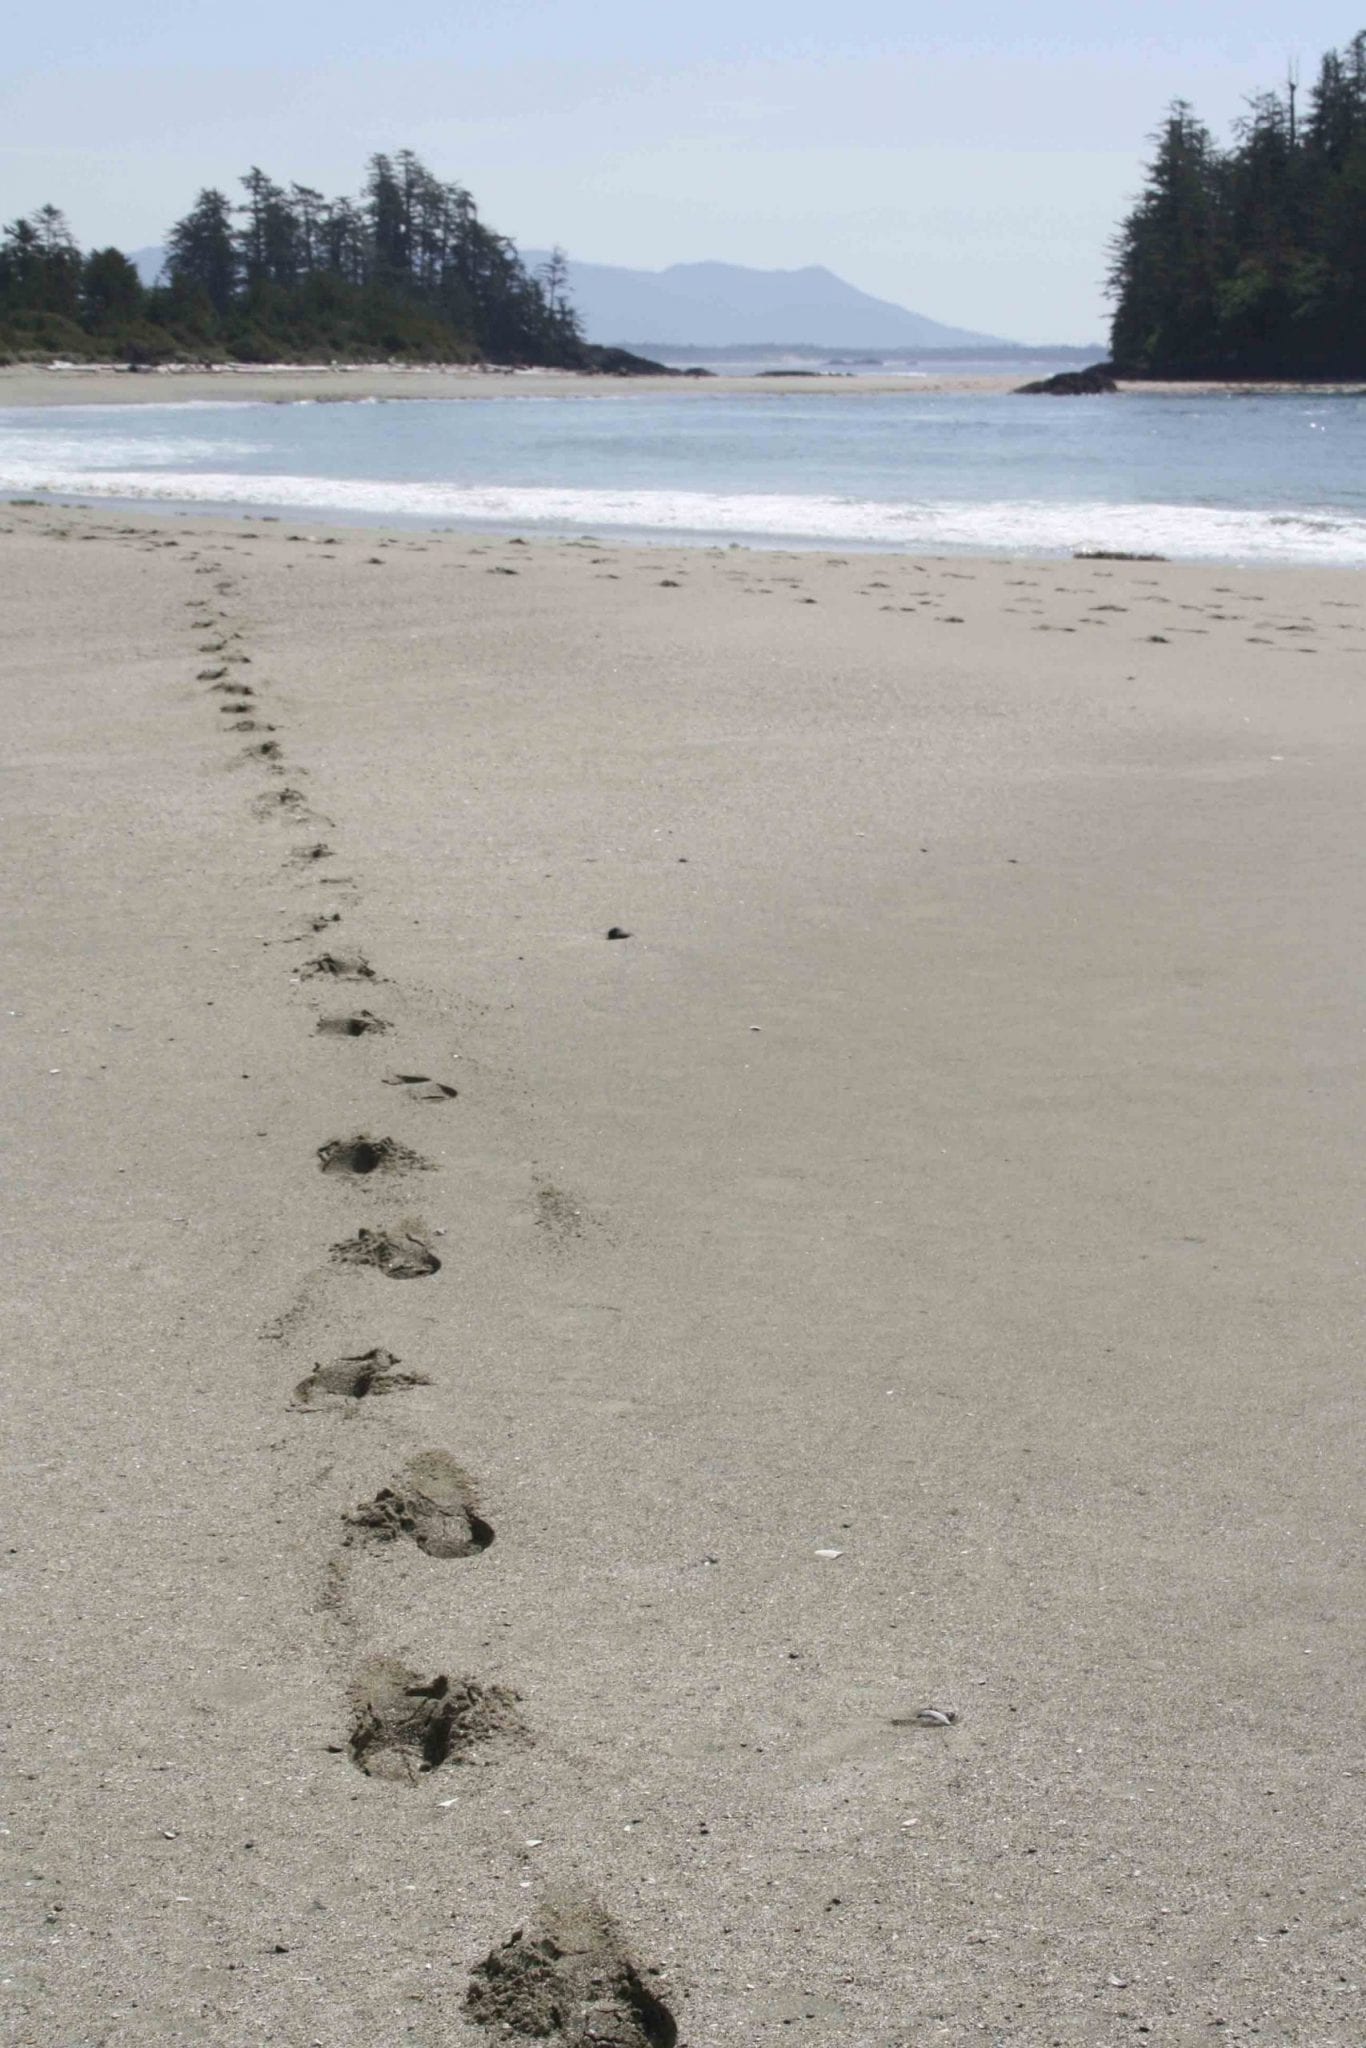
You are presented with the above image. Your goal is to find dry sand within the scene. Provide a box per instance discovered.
[2,505,1362,2046]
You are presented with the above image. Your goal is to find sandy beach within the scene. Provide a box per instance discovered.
[2,503,1362,2046]
[0,363,1032,405]
[5,364,1363,408]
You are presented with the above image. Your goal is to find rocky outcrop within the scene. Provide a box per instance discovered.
[581,344,672,376]
[1016,361,1118,395]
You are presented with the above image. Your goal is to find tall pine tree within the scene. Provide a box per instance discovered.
[1110,32,1366,376]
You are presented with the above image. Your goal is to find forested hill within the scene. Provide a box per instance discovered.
[1110,32,1366,379]
[0,151,651,371]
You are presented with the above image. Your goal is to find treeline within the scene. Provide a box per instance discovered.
[0,151,621,369]
[1110,32,1366,378]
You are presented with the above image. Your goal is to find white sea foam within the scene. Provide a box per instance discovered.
[0,430,269,467]
[0,400,277,416]
[2,458,1363,564]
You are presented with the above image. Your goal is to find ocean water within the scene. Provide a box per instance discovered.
[2,389,1364,564]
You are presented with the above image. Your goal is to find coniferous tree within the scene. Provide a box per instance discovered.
[290,185,327,277]
[236,169,300,291]
[365,154,408,288]
[81,248,144,330]
[1110,31,1366,376]
[165,189,237,315]
[1,148,628,370]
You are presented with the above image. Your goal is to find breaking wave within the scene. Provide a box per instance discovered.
[3,459,1364,564]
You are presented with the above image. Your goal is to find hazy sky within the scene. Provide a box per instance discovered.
[4,4,1361,342]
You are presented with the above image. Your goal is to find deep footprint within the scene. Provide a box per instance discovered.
[331,1226,441,1278]
[382,1072,458,1100]
[317,1134,428,1177]
[466,1897,677,2047]
[316,1010,390,1036]
[302,952,377,981]
[345,1451,493,1555]
[293,1347,429,1405]
[347,1658,522,1780]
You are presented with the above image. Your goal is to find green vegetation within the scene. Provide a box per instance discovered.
[0,151,633,370]
[1110,32,1366,378]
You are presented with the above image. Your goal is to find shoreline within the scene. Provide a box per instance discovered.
[6,495,1360,573]
[2,492,1359,572]
[5,496,1362,573]
[4,500,1362,2042]
[4,360,1365,406]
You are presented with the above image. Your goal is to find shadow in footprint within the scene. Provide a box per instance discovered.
[331,1226,441,1278]
[293,1347,429,1406]
[318,1134,429,1177]
[467,1897,677,2047]
[345,1451,493,1555]
[347,1658,523,1780]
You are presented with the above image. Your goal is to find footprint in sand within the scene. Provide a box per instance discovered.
[346,1658,523,1780]
[293,1347,429,1406]
[316,1010,390,1036]
[382,1072,458,1101]
[466,1897,677,2047]
[302,951,377,981]
[331,1225,441,1278]
[533,1183,589,1241]
[344,1451,493,1555]
[253,787,330,825]
[317,1135,429,1177]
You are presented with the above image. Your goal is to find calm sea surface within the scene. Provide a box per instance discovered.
[2,389,1364,564]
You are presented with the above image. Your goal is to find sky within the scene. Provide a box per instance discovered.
[3,4,1362,344]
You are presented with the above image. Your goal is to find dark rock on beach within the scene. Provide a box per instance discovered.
[1016,361,1118,395]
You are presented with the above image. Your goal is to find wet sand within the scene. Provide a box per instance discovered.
[2,505,1362,2046]
[0,363,1030,404]
[6,364,1361,407]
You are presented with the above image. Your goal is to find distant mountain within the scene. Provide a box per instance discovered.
[523,254,1009,350]
[127,242,1010,351]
